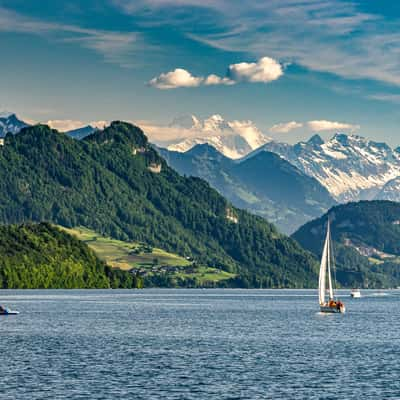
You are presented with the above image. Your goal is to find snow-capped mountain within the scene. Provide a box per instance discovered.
[166,114,271,159]
[0,113,29,137]
[259,133,400,202]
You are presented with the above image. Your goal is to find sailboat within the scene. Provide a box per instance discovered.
[319,219,345,313]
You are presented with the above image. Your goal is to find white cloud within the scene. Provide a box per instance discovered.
[148,68,203,89]
[307,120,360,132]
[46,120,109,132]
[228,57,283,83]
[203,74,235,86]
[149,56,283,89]
[269,121,303,134]
[116,0,400,86]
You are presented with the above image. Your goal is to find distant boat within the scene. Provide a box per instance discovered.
[350,289,361,298]
[318,219,345,313]
[0,305,19,315]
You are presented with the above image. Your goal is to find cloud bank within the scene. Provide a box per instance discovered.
[149,57,283,89]
[269,121,303,134]
[46,120,109,132]
[307,120,360,132]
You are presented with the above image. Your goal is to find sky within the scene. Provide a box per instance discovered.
[2,0,400,145]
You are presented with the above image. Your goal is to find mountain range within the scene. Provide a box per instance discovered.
[160,144,335,233]
[0,121,319,288]
[0,112,100,140]
[5,111,400,231]
[259,134,400,202]
[1,112,400,288]
[163,114,271,159]
[150,114,400,205]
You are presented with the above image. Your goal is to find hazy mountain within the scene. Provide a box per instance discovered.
[0,113,29,137]
[260,133,400,202]
[0,122,319,288]
[160,144,336,234]
[165,114,271,159]
[66,125,97,139]
[292,201,400,288]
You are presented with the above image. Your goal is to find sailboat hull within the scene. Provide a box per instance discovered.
[320,304,345,314]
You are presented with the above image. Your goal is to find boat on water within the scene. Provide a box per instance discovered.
[318,219,345,313]
[350,289,361,298]
[0,305,19,315]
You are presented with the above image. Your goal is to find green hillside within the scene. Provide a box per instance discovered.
[0,223,138,289]
[61,226,235,287]
[292,201,400,288]
[0,122,319,288]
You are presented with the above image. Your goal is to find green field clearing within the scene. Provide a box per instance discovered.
[175,266,235,285]
[59,226,235,284]
[60,226,191,270]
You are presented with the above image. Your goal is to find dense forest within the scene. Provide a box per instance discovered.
[0,122,319,288]
[293,201,400,288]
[0,223,139,288]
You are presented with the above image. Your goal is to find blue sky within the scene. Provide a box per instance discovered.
[2,0,400,145]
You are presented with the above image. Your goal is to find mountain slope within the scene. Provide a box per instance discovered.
[162,114,271,159]
[260,134,400,202]
[66,125,97,139]
[292,201,400,288]
[0,223,136,288]
[160,144,335,234]
[0,122,318,288]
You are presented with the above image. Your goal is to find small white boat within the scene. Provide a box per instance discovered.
[318,219,345,313]
[0,306,19,315]
[350,289,361,298]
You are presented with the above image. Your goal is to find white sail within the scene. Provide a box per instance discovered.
[318,223,330,305]
[326,222,334,300]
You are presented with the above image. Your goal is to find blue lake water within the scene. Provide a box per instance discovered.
[1,289,400,399]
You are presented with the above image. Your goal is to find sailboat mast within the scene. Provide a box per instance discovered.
[327,220,334,300]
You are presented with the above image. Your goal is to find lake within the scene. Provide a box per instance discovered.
[1,289,399,399]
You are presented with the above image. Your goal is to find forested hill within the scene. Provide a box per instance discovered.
[0,122,318,288]
[0,223,137,288]
[293,201,400,288]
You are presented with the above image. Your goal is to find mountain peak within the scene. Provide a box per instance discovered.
[203,114,231,132]
[307,134,324,146]
[165,114,270,159]
[331,132,365,145]
[186,143,225,158]
[85,121,148,148]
